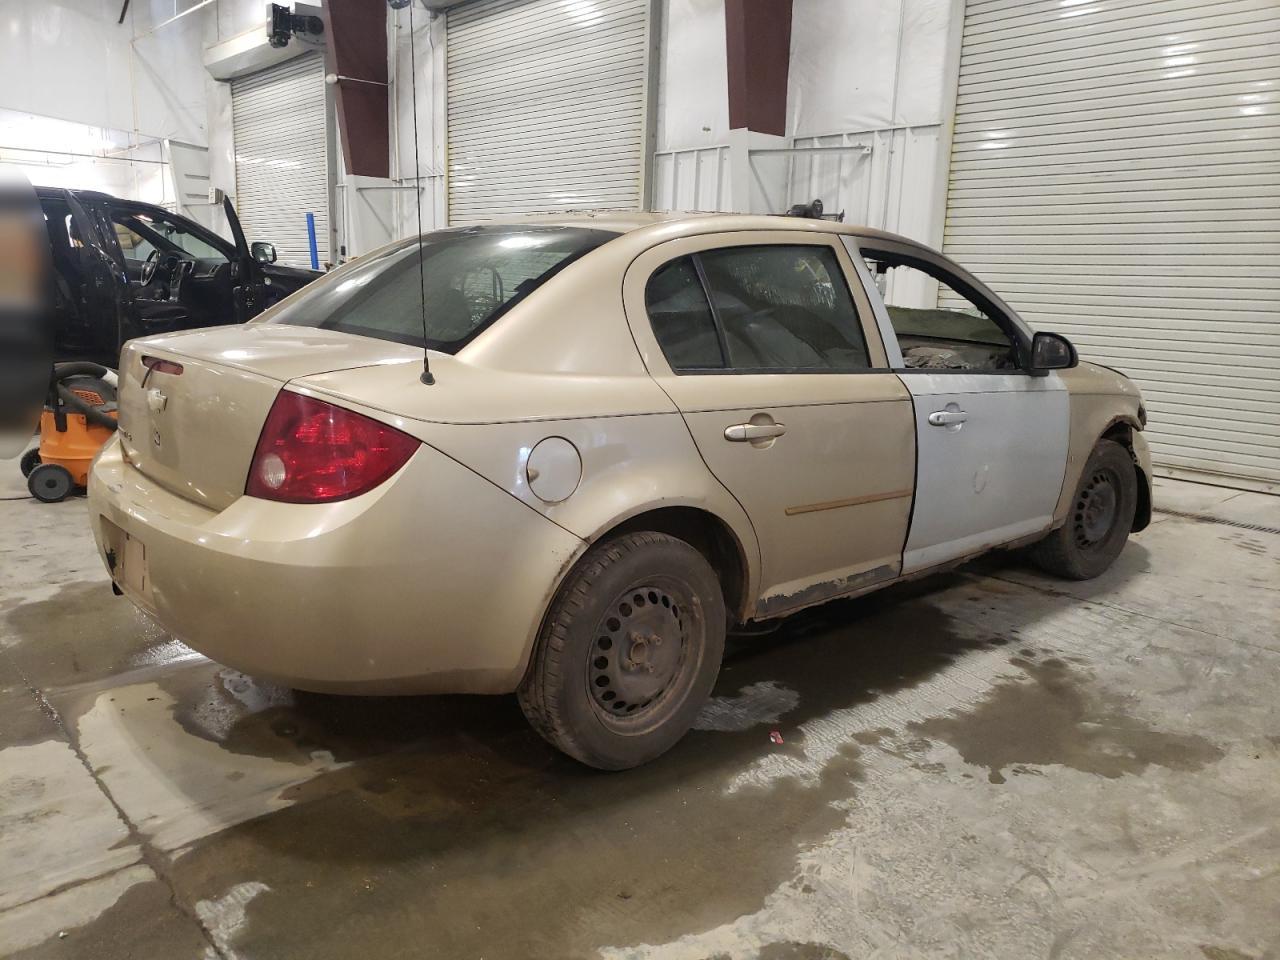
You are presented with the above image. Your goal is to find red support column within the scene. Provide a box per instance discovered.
[725,0,794,136]
[321,0,390,179]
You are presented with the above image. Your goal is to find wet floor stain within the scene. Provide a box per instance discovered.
[3,869,208,960]
[755,942,852,960]
[2,581,171,689]
[149,585,1009,960]
[911,656,1225,784]
[1199,945,1258,960]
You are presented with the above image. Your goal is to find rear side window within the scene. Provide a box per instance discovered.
[644,257,725,371]
[267,226,616,353]
[645,244,871,374]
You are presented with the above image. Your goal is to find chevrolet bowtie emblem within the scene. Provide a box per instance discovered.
[147,388,168,414]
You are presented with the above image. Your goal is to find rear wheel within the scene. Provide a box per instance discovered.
[518,532,726,770]
[28,463,74,503]
[1031,439,1137,580]
[19,448,41,478]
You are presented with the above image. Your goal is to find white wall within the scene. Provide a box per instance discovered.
[0,0,225,215]
[652,0,960,246]
[0,0,211,146]
[387,5,446,241]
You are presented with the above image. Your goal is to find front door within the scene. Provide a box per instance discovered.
[850,240,1069,573]
[623,233,917,617]
[223,196,263,323]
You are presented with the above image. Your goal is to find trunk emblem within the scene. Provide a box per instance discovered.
[147,389,168,414]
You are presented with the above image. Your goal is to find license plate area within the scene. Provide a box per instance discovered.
[101,517,152,604]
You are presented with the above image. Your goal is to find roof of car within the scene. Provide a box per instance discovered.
[488,210,931,250]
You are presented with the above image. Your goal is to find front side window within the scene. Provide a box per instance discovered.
[267,226,616,352]
[863,252,1017,371]
[113,222,156,265]
[109,206,228,263]
[645,244,871,374]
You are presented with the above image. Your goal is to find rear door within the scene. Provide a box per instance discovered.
[64,192,130,364]
[846,238,1069,573]
[623,232,916,618]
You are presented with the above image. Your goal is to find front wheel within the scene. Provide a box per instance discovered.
[1031,439,1137,580]
[518,531,726,770]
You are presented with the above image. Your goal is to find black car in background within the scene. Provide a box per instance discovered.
[37,187,321,367]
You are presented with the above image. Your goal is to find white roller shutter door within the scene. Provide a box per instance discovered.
[446,0,652,224]
[944,0,1280,491]
[232,53,329,268]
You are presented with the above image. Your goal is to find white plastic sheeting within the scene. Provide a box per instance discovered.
[0,109,173,204]
[0,0,209,146]
[390,5,447,239]
[652,0,957,245]
[787,0,953,136]
[656,0,730,151]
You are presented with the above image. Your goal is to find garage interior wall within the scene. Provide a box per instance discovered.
[943,0,1280,491]
[231,53,332,268]
[651,0,959,248]
[0,0,212,210]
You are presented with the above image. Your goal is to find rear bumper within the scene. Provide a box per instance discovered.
[88,435,585,694]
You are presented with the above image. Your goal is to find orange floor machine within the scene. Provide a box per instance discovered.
[20,362,119,503]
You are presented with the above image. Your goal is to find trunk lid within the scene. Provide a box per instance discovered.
[117,326,422,510]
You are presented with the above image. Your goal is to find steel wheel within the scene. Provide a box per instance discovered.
[586,581,693,727]
[519,531,726,769]
[1073,467,1120,550]
[1031,439,1137,581]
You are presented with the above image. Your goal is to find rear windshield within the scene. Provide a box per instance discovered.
[264,226,616,352]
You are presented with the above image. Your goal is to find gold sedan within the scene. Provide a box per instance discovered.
[89,214,1152,769]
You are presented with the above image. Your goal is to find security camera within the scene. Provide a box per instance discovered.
[267,3,324,49]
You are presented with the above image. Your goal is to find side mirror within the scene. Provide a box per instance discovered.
[250,241,277,264]
[1030,331,1077,373]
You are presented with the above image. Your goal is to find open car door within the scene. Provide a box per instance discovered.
[223,195,264,323]
[64,191,130,364]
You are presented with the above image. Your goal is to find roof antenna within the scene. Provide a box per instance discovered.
[406,0,434,384]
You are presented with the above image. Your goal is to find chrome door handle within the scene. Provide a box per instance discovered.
[928,410,968,426]
[724,422,787,442]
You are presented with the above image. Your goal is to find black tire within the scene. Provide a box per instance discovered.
[19,448,41,478]
[518,531,727,770]
[1031,439,1137,580]
[28,463,75,503]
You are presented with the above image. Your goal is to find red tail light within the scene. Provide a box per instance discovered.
[246,392,419,504]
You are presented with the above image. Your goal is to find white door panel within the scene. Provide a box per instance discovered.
[901,372,1069,573]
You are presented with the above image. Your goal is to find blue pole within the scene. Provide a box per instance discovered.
[305,212,319,270]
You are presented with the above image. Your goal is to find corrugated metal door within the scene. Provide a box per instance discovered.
[232,53,329,268]
[446,0,652,224]
[944,0,1280,491]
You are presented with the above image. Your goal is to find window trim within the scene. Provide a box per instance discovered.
[646,242,878,377]
[107,200,235,263]
[852,241,1036,375]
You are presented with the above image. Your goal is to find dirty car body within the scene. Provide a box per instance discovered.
[38,187,320,368]
[88,214,1152,769]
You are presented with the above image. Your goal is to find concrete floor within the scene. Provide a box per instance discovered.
[1,469,1277,960]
